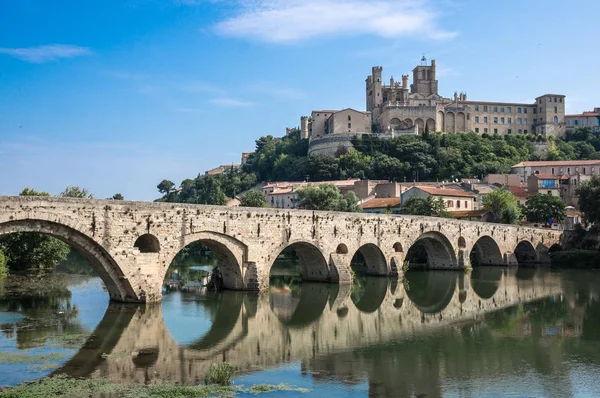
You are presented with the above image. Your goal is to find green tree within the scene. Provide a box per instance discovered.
[0,232,70,271]
[524,193,567,226]
[577,175,600,224]
[482,189,522,224]
[0,249,7,277]
[401,197,451,218]
[157,180,176,195]
[296,184,361,212]
[60,186,93,198]
[111,193,124,200]
[240,191,268,208]
[0,188,71,271]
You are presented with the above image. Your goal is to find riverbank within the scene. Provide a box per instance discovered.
[550,249,600,268]
[0,376,309,397]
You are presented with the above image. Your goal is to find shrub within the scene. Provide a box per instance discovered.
[204,362,235,385]
[0,250,6,277]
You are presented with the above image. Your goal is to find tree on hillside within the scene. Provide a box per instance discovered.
[240,191,268,208]
[524,193,567,226]
[577,175,600,224]
[0,188,70,272]
[111,193,124,200]
[60,186,93,198]
[157,180,176,195]
[196,175,227,205]
[0,250,7,277]
[400,197,451,218]
[482,189,522,224]
[296,184,361,212]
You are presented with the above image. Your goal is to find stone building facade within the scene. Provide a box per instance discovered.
[367,58,566,137]
[303,58,567,156]
[565,107,600,132]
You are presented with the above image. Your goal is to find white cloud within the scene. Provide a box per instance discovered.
[0,44,91,63]
[209,98,257,107]
[214,0,455,43]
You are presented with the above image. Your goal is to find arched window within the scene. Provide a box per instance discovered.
[553,116,559,125]
[457,200,461,209]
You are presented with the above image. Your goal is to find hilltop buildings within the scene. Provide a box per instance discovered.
[565,107,600,132]
[303,57,567,156]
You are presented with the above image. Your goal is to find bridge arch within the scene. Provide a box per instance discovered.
[470,236,504,266]
[351,277,389,314]
[405,271,457,314]
[471,267,503,299]
[164,231,247,290]
[351,243,389,276]
[270,283,330,328]
[269,241,330,282]
[0,219,137,302]
[405,231,457,269]
[134,233,160,253]
[514,240,538,265]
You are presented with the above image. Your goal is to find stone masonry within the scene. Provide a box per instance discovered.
[0,196,564,303]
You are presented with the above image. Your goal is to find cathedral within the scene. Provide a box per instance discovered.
[303,57,566,156]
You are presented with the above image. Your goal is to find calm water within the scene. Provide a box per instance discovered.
[2,267,600,397]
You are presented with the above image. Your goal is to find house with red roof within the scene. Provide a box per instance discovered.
[401,186,477,212]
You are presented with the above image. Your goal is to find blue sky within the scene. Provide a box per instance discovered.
[1,0,599,200]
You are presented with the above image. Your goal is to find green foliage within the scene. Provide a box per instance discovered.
[0,375,309,398]
[482,189,522,224]
[19,187,50,196]
[401,197,451,218]
[577,175,600,224]
[204,362,235,385]
[524,193,567,225]
[0,249,7,277]
[296,184,361,212]
[239,190,268,208]
[242,129,309,182]
[111,193,124,200]
[0,232,71,271]
[0,188,70,272]
[59,186,93,198]
[550,250,600,268]
[157,179,175,194]
[157,169,257,205]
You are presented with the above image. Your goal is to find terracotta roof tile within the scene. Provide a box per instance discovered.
[411,186,476,198]
[451,210,487,218]
[509,186,532,198]
[361,198,401,209]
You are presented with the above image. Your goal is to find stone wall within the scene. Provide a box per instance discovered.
[0,196,564,303]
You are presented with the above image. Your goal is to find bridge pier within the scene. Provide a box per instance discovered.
[329,253,354,284]
[0,196,565,304]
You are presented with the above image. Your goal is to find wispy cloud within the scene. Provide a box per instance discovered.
[0,44,91,63]
[214,0,455,43]
[209,98,257,107]
[246,82,306,100]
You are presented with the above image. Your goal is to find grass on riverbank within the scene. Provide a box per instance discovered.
[0,376,310,397]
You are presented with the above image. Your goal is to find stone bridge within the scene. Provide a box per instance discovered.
[53,268,563,385]
[0,196,565,303]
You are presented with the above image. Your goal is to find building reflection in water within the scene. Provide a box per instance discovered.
[49,267,600,397]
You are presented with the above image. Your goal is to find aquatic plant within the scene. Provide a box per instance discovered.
[0,376,309,397]
[204,362,235,386]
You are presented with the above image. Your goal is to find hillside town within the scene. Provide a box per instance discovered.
[200,60,600,231]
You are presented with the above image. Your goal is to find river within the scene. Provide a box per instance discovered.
[2,263,600,397]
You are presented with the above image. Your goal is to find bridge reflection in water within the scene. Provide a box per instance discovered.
[53,268,563,393]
